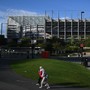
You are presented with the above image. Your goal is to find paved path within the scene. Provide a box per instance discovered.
[0,58,90,90]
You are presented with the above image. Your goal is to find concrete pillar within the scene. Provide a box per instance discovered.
[64,19,66,40]
[71,19,73,39]
[78,19,80,39]
[57,19,60,38]
[51,19,53,38]
[84,19,86,39]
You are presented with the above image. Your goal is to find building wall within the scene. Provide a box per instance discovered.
[45,19,90,40]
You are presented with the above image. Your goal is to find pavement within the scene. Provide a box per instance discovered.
[0,58,90,90]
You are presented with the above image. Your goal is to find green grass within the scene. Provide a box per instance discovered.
[10,58,90,87]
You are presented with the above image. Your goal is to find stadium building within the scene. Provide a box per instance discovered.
[7,16,90,41]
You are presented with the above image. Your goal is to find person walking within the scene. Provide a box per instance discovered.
[39,66,50,89]
[36,66,42,85]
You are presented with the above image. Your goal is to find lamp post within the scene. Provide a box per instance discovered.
[81,11,84,21]
[31,39,34,59]
[80,11,84,65]
[31,34,36,59]
[0,23,3,35]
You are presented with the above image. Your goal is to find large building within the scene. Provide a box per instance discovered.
[7,16,90,40]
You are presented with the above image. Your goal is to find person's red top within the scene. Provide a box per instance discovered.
[38,70,43,78]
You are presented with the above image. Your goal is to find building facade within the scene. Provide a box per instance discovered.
[7,16,90,40]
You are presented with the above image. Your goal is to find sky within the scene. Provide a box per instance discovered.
[0,0,90,36]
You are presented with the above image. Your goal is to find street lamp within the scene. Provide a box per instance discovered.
[80,11,85,65]
[31,36,37,59]
[0,23,3,35]
[81,11,84,21]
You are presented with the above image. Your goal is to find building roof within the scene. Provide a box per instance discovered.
[8,16,50,26]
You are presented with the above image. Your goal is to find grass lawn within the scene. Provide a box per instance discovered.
[10,58,90,87]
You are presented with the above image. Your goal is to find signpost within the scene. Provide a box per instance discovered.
[80,43,84,64]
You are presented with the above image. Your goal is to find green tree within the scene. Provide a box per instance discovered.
[70,36,74,45]
[7,39,17,47]
[19,37,31,47]
[52,42,60,55]
[84,37,90,47]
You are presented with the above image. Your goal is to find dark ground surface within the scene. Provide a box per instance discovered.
[0,57,90,90]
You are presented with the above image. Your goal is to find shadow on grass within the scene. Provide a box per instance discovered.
[9,59,30,65]
[50,82,89,89]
